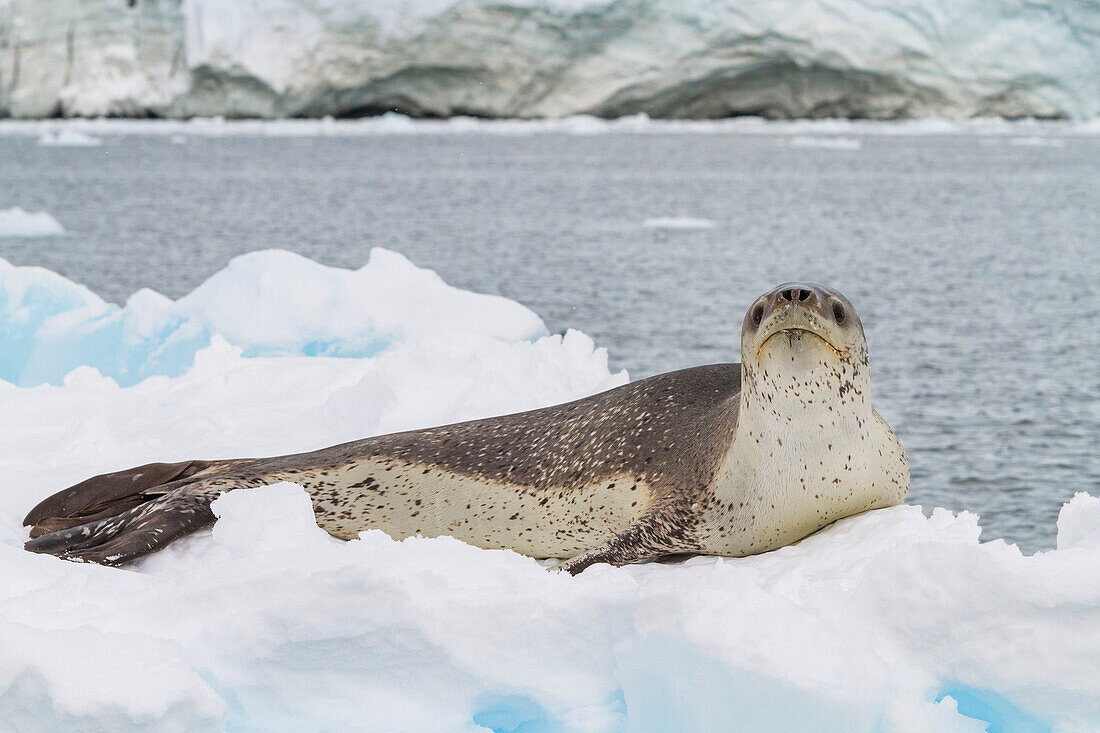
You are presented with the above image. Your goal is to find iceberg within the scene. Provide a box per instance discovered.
[0,250,1097,731]
[0,0,1097,121]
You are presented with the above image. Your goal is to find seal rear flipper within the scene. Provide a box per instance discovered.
[23,460,218,538]
[23,480,235,566]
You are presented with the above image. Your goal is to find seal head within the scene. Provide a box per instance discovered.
[746,282,865,377]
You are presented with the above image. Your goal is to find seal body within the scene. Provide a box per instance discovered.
[263,364,739,559]
[24,283,909,573]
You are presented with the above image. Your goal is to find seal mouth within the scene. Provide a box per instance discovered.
[757,327,842,356]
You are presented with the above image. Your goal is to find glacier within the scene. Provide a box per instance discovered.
[1,0,1098,121]
[0,250,1099,731]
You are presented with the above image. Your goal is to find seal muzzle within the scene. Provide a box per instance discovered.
[743,282,863,360]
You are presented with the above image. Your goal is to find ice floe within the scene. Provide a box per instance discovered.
[0,251,1097,732]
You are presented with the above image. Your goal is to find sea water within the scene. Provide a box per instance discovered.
[1,120,1097,552]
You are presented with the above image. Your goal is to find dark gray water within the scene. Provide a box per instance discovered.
[2,128,1098,551]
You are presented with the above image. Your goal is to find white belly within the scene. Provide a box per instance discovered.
[300,460,655,559]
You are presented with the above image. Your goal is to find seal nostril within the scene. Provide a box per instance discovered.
[779,288,811,303]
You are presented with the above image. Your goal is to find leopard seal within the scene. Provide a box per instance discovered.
[24,282,908,573]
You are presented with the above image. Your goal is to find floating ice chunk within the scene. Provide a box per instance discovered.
[790,136,863,150]
[1007,136,1066,147]
[642,217,716,230]
[0,208,66,238]
[37,130,103,147]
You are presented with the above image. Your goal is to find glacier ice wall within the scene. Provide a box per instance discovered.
[0,0,1097,120]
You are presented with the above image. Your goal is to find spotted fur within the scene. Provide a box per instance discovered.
[24,283,909,574]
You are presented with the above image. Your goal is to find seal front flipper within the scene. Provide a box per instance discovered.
[557,503,696,575]
[23,460,219,538]
[24,477,239,566]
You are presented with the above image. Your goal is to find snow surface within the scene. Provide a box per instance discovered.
[0,251,1098,731]
[0,207,66,239]
[2,0,1098,120]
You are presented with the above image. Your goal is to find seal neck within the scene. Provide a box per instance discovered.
[734,354,875,453]
[700,356,895,557]
[739,349,866,416]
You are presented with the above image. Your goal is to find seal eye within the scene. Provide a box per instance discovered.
[831,301,846,324]
[751,303,765,327]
